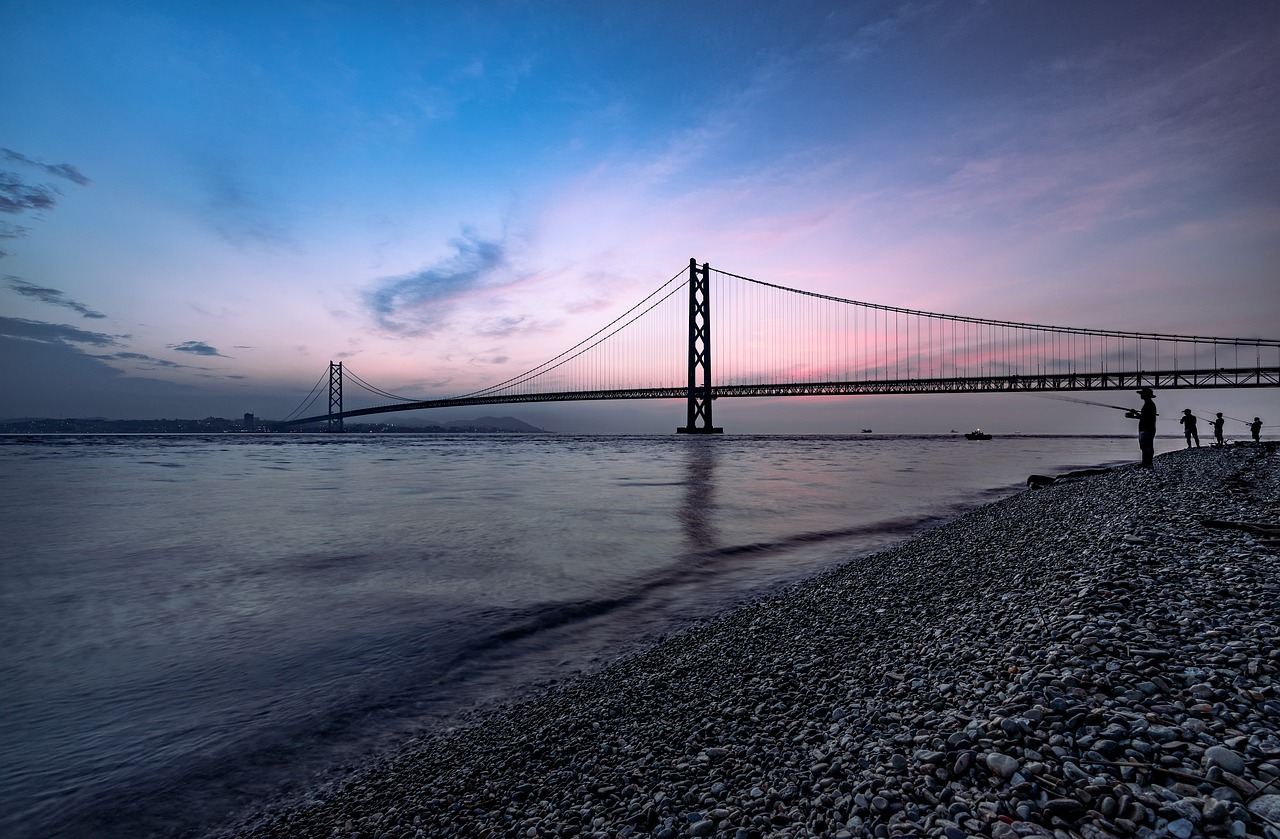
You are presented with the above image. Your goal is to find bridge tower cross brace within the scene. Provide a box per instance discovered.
[677,258,723,434]
[327,361,344,433]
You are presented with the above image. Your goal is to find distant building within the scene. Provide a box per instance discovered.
[244,413,255,429]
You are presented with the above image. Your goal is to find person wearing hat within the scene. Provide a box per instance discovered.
[1179,408,1200,448]
[1252,417,1263,442]
[1125,387,1158,468]
[1212,412,1225,446]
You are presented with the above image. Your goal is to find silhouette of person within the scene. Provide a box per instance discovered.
[1125,387,1157,468]
[1180,409,1200,448]
[1252,417,1263,442]
[1212,413,1225,446]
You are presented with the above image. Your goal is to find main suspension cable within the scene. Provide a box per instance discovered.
[713,266,1280,347]
[281,367,330,421]
[344,367,419,402]
[454,266,689,399]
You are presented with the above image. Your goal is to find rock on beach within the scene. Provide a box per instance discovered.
[212,445,1280,839]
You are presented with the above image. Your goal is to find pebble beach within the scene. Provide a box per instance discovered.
[214,443,1280,839]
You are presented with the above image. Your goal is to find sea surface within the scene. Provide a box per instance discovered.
[0,432,1180,838]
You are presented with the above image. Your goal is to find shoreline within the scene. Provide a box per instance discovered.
[214,444,1279,839]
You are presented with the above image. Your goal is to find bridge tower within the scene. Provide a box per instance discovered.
[327,361,344,433]
[677,258,722,434]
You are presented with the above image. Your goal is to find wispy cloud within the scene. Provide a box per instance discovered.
[473,315,526,338]
[0,149,91,217]
[0,221,29,239]
[0,170,58,214]
[0,315,119,346]
[563,293,616,315]
[2,148,92,186]
[0,150,92,286]
[198,163,293,248]
[364,229,507,336]
[870,27,1280,242]
[169,340,228,357]
[96,351,192,369]
[838,1,938,62]
[6,277,106,318]
[0,231,14,257]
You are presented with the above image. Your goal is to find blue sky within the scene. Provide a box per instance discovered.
[2,1,1278,433]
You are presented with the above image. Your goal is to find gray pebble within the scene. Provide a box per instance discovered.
[1205,745,1247,775]
[1250,796,1280,823]
[985,752,1019,779]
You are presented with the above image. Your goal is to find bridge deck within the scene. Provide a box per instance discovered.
[276,365,1279,427]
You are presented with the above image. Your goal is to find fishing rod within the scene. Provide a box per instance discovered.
[1197,412,1264,426]
[1035,393,1136,413]
[1219,416,1279,428]
[1038,394,1276,428]
[1039,394,1211,427]
[1162,405,1272,427]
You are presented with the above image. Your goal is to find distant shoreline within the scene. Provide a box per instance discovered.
[0,417,549,434]
[0,428,1235,440]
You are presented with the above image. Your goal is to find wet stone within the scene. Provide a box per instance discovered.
[986,752,1020,779]
[1205,745,1247,775]
[1043,798,1086,820]
[1249,796,1280,824]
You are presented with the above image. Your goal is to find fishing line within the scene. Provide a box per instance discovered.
[1034,393,1134,413]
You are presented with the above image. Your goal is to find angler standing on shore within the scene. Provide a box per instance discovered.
[1180,409,1200,448]
[1212,412,1225,446]
[1125,387,1158,468]
[1252,417,1263,442]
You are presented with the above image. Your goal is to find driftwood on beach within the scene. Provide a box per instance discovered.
[213,445,1280,839]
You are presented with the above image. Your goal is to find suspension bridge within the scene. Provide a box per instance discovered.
[277,259,1280,433]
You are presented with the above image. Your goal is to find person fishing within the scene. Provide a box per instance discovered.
[1212,412,1225,446]
[1124,387,1158,468]
[1179,409,1200,448]
[1252,417,1263,442]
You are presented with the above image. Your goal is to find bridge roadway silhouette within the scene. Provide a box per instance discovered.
[277,259,1280,433]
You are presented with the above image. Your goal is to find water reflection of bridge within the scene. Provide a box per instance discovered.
[279,259,1280,433]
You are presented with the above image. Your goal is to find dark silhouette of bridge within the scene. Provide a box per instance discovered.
[277,259,1280,432]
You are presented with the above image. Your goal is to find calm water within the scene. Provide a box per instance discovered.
[0,432,1176,837]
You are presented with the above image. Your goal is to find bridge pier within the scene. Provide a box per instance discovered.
[677,258,722,434]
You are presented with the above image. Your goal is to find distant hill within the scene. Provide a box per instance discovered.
[346,416,548,433]
[441,416,545,432]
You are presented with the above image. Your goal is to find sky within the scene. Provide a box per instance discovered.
[2,0,1278,434]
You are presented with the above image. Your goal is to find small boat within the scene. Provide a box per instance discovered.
[861,429,873,433]
[965,429,992,440]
